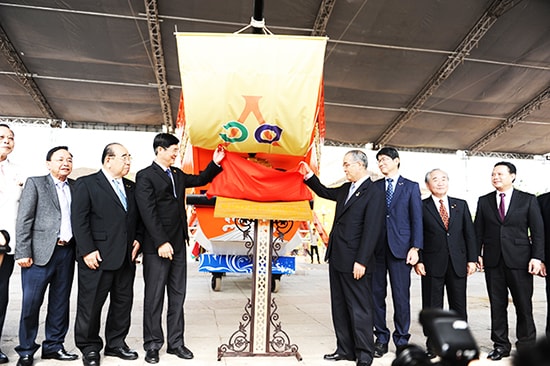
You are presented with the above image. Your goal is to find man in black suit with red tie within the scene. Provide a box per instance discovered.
[72,143,142,366]
[537,191,550,340]
[414,169,477,358]
[475,161,544,361]
[135,133,224,364]
[301,150,386,366]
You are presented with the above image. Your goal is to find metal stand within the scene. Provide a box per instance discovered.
[217,219,301,361]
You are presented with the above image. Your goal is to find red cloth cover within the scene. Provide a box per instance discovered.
[206,152,312,202]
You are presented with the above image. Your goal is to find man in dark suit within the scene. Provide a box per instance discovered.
[372,147,423,357]
[14,146,78,366]
[537,191,550,340]
[135,133,224,364]
[72,143,142,366]
[413,168,477,358]
[301,150,385,366]
[475,161,544,361]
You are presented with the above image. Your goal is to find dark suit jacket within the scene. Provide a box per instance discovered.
[135,161,222,254]
[420,196,477,277]
[15,175,75,266]
[71,171,142,271]
[305,175,385,273]
[537,192,550,265]
[375,176,423,258]
[475,189,544,269]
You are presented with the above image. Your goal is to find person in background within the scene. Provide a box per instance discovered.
[14,146,78,366]
[71,143,142,366]
[0,123,23,364]
[135,133,224,364]
[310,227,321,264]
[414,168,477,358]
[475,161,544,361]
[373,147,423,357]
[301,149,385,366]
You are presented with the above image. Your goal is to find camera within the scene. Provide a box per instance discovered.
[392,309,479,366]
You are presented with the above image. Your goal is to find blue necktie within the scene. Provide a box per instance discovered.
[345,182,356,204]
[113,179,127,210]
[166,168,177,197]
[386,178,394,208]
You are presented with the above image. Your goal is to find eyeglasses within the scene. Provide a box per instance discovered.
[342,161,359,168]
[377,156,393,164]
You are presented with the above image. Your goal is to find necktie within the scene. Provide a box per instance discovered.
[386,178,394,208]
[57,182,72,241]
[345,182,356,203]
[439,199,449,230]
[166,168,176,197]
[498,193,506,221]
[113,179,127,210]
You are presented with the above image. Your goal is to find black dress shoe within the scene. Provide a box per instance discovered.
[42,348,79,361]
[144,350,159,364]
[82,351,100,366]
[0,350,8,364]
[323,352,354,361]
[167,346,193,360]
[104,346,138,360]
[16,355,33,366]
[357,362,372,366]
[373,342,388,358]
[487,348,510,361]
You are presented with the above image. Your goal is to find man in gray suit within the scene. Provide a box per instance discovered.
[15,146,78,366]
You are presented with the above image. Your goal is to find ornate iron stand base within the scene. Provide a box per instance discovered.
[217,219,301,361]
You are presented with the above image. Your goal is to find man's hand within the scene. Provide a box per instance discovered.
[414,263,426,276]
[353,262,366,280]
[213,145,225,165]
[406,247,419,266]
[83,250,102,270]
[467,262,477,276]
[16,257,33,268]
[477,256,484,271]
[539,262,547,277]
[158,242,174,260]
[528,259,542,276]
[131,240,140,262]
[298,161,312,177]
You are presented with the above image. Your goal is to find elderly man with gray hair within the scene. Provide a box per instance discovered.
[414,168,477,359]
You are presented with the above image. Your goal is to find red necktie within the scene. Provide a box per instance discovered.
[439,199,449,230]
[498,193,506,221]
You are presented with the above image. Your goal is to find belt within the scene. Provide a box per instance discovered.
[57,239,70,246]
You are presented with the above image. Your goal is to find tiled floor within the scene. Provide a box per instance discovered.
[1,255,547,366]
